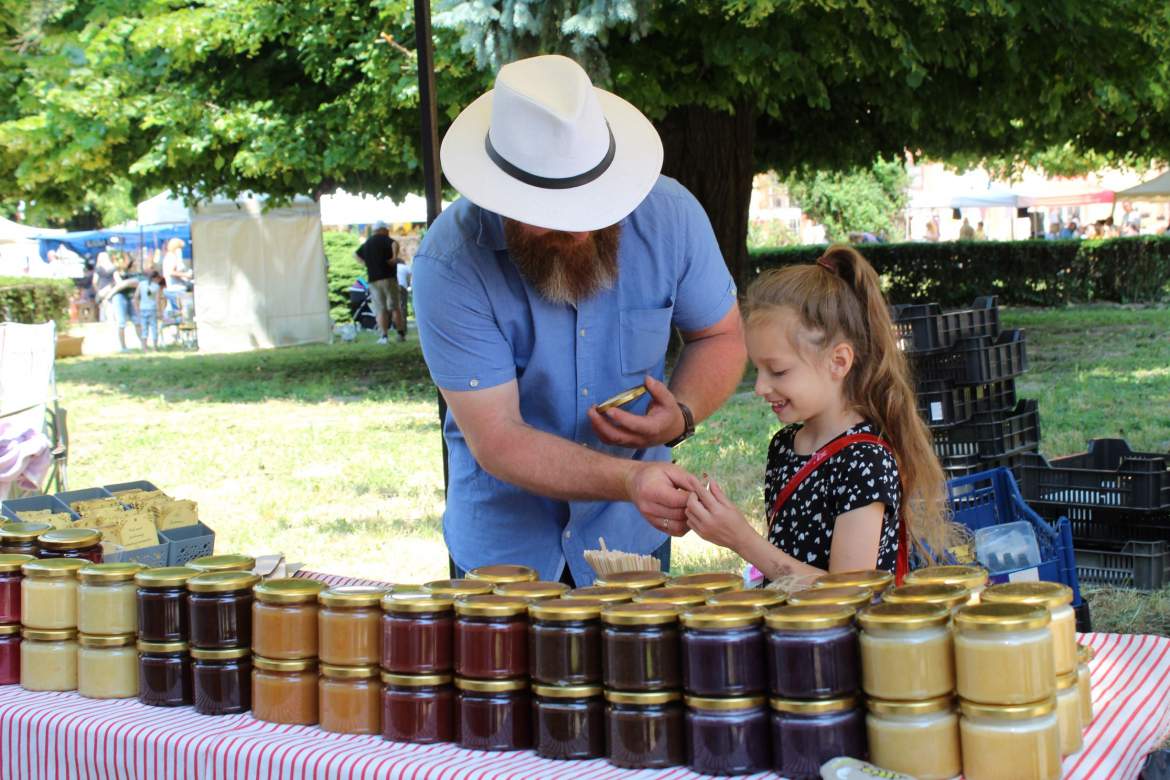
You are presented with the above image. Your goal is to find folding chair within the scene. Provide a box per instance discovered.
[0,321,68,495]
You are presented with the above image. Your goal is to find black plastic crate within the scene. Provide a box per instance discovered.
[1074,540,1170,591]
[911,330,1028,387]
[893,296,1000,354]
[939,447,1036,480]
[933,400,1040,460]
[1017,439,1170,512]
[1028,501,1170,549]
[917,379,1017,427]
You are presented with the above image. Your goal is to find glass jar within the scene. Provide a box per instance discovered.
[318,586,385,666]
[251,578,324,660]
[252,656,318,725]
[707,588,787,609]
[20,628,77,691]
[465,564,537,585]
[78,632,138,699]
[787,585,872,612]
[593,571,667,591]
[668,572,743,595]
[1056,670,1083,756]
[454,676,531,751]
[866,696,961,780]
[765,605,859,699]
[136,567,196,643]
[78,563,143,636]
[421,578,494,598]
[187,554,255,573]
[0,554,34,623]
[955,603,1054,705]
[528,598,603,685]
[191,646,252,715]
[858,602,954,700]
[771,696,867,780]
[814,568,893,600]
[381,592,454,674]
[138,640,192,707]
[563,586,636,603]
[882,582,971,613]
[604,689,686,769]
[632,586,709,608]
[0,522,51,556]
[601,603,681,691]
[453,595,528,679]
[0,624,20,685]
[381,672,455,744]
[983,582,1077,677]
[905,564,988,603]
[318,664,381,734]
[37,528,103,563]
[21,558,85,630]
[685,695,770,776]
[492,581,568,604]
[1078,644,1093,726]
[680,605,766,696]
[960,698,1061,780]
[532,683,605,760]
[187,571,260,649]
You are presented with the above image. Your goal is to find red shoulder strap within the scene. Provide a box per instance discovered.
[767,432,910,585]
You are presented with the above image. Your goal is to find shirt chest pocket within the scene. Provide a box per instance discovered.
[619,304,674,376]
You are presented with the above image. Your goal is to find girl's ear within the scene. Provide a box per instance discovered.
[828,340,855,380]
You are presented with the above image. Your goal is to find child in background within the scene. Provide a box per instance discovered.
[684,245,950,585]
[136,269,165,350]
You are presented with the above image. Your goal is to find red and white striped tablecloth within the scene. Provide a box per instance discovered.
[0,571,1166,779]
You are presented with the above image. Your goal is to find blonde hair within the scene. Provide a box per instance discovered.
[165,238,185,254]
[745,244,951,563]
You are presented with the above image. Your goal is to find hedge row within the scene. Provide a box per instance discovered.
[749,236,1170,306]
[0,277,73,327]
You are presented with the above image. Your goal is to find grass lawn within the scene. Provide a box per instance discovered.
[51,304,1170,633]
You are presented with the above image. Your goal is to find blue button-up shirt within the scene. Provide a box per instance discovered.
[412,176,737,585]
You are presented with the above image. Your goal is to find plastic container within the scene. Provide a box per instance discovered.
[532,684,605,760]
[604,689,686,769]
[858,602,953,700]
[954,603,1054,705]
[37,528,103,563]
[1018,438,1170,511]
[892,295,999,354]
[0,554,34,623]
[160,522,216,566]
[770,695,866,780]
[78,562,143,636]
[252,656,318,725]
[917,379,1017,427]
[137,640,192,707]
[20,628,77,691]
[959,698,1061,780]
[909,329,1028,387]
[976,520,1042,575]
[454,676,531,751]
[600,602,681,691]
[685,695,770,776]
[78,633,138,699]
[528,598,602,685]
[381,592,454,674]
[319,664,381,735]
[251,578,325,660]
[136,567,196,642]
[1074,541,1170,591]
[453,595,528,679]
[932,400,1041,460]
[318,586,385,666]
[187,571,259,649]
[191,646,252,715]
[680,605,766,696]
[381,672,455,744]
[766,605,859,699]
[21,558,85,630]
[982,581,1077,677]
[866,696,961,780]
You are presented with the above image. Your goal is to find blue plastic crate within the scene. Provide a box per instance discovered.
[103,481,161,495]
[2,494,79,522]
[55,487,120,511]
[945,467,1082,607]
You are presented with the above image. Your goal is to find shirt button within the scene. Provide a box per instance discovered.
[469,379,479,388]
[581,387,589,397]
[564,530,571,540]
[579,328,586,337]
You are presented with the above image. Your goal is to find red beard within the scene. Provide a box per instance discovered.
[504,221,621,305]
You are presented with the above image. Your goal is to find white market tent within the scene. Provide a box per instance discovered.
[1115,171,1170,202]
[0,217,65,277]
[318,190,448,226]
[137,191,190,225]
[189,196,332,353]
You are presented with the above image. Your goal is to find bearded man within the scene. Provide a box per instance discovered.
[412,55,746,585]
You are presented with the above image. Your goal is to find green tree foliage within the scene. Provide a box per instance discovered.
[322,230,364,322]
[783,157,908,242]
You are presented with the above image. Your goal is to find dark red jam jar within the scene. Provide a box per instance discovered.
[454,676,531,751]
[532,683,605,760]
[680,605,767,696]
[765,605,860,700]
[453,595,528,680]
[604,689,686,769]
[0,522,50,557]
[191,646,252,715]
[771,695,867,780]
[380,672,455,744]
[0,623,20,685]
[686,695,771,775]
[187,572,259,649]
[381,593,454,674]
[0,554,34,624]
[37,529,103,563]
[528,598,603,686]
[137,640,193,707]
[136,567,196,643]
[601,603,681,691]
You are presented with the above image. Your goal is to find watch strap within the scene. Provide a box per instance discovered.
[665,401,695,448]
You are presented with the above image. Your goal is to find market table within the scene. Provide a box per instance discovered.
[1,570,1168,779]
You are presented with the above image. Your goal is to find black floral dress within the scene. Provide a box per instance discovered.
[763,421,901,572]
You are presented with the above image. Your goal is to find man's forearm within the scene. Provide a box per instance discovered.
[668,331,747,423]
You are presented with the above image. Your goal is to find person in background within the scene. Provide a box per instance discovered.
[107,254,139,352]
[958,217,975,240]
[1060,220,1079,240]
[396,256,413,333]
[974,221,987,240]
[923,220,940,242]
[92,250,117,321]
[1046,222,1062,240]
[136,269,165,350]
[355,221,404,343]
[162,238,192,318]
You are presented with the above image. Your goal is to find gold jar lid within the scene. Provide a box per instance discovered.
[187,554,255,573]
[190,646,252,661]
[135,567,198,588]
[685,695,766,711]
[0,521,52,542]
[422,579,494,597]
[708,589,787,609]
[453,594,529,618]
[632,586,709,607]
[601,602,680,626]
[137,640,188,653]
[960,697,1057,720]
[765,605,856,632]
[254,578,326,605]
[493,581,570,602]
[22,558,86,578]
[38,528,101,550]
[982,581,1074,610]
[382,672,454,687]
[564,586,636,603]
[668,572,742,593]
[867,696,955,717]
[381,592,454,614]
[594,571,668,590]
[529,599,605,622]
[882,583,970,609]
[465,564,537,584]
[187,571,260,594]
[320,663,379,680]
[253,656,317,673]
[905,565,989,590]
[857,602,950,632]
[1057,671,1078,691]
[681,605,764,630]
[0,624,22,636]
[454,676,528,693]
[78,632,136,648]
[771,695,858,715]
[0,553,35,573]
[788,585,871,610]
[79,562,144,584]
[605,689,682,706]
[532,683,603,699]
[22,628,76,642]
[814,569,893,594]
[319,585,387,608]
[954,602,1050,633]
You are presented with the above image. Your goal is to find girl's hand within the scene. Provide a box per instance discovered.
[684,480,756,554]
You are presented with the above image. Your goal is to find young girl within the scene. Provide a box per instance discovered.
[684,245,949,584]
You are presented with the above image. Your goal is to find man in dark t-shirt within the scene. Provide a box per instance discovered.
[355,221,404,342]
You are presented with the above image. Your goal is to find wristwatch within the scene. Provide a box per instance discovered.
[665,402,695,448]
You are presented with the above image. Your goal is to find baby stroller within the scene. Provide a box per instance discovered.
[348,280,377,331]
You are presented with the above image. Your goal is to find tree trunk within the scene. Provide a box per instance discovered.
[655,101,756,287]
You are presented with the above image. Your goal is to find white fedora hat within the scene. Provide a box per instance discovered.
[439,54,664,233]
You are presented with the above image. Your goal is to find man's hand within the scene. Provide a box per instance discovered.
[685,479,756,553]
[588,375,686,449]
[625,461,702,536]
